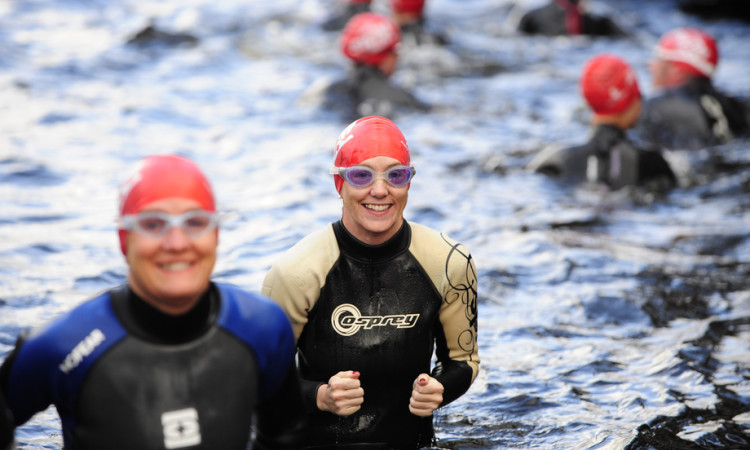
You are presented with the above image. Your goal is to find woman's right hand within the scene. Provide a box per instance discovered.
[316,370,364,416]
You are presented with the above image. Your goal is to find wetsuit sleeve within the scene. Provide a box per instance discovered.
[216,284,309,447]
[1,327,61,427]
[0,402,10,450]
[435,241,479,406]
[638,148,676,186]
[517,8,539,34]
[261,227,340,341]
[410,224,480,406]
[0,395,10,449]
[262,262,314,340]
[261,226,341,411]
[0,343,19,449]
[526,144,571,177]
[262,251,327,409]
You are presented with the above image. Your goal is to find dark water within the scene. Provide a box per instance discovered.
[1,0,749,448]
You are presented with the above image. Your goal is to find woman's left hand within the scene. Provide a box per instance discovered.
[409,374,444,417]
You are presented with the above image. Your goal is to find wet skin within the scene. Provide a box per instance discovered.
[340,156,410,245]
[125,198,217,315]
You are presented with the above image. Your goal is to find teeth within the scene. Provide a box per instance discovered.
[162,262,190,271]
[365,204,389,212]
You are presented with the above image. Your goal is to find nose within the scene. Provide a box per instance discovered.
[161,225,191,250]
[369,178,389,197]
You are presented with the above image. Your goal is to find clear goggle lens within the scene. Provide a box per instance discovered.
[119,210,218,239]
[330,165,415,188]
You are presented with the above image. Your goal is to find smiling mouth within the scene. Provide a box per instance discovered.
[364,204,391,212]
[161,262,191,271]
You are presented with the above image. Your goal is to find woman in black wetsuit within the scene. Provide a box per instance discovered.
[262,116,479,449]
[0,155,306,449]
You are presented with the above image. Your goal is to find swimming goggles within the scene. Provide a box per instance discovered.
[118,210,219,239]
[329,165,416,188]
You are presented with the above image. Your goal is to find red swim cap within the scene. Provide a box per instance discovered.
[391,0,426,15]
[333,116,410,193]
[654,27,718,78]
[580,54,641,115]
[341,12,401,66]
[118,154,215,254]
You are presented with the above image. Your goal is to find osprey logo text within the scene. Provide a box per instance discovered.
[59,328,105,374]
[162,408,202,449]
[331,304,419,336]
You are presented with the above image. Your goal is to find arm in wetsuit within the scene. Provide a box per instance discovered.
[0,341,19,450]
[261,226,342,412]
[409,222,480,406]
[0,398,10,450]
[216,283,309,449]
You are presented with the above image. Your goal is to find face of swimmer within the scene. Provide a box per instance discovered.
[340,156,410,246]
[125,197,218,315]
[118,155,218,315]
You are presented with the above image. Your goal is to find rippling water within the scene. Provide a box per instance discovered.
[1,0,749,448]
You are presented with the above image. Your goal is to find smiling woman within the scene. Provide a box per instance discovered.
[117,155,219,315]
[0,154,307,450]
[262,116,479,449]
[334,116,414,245]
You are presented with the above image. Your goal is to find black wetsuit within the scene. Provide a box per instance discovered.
[518,1,626,37]
[263,220,479,449]
[528,124,676,190]
[638,77,750,150]
[0,283,306,450]
[324,65,430,121]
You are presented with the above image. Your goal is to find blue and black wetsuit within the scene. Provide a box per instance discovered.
[263,220,479,449]
[638,77,750,150]
[528,124,676,190]
[0,283,306,450]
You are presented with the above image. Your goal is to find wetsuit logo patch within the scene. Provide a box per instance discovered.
[162,408,202,449]
[331,303,419,336]
[59,328,105,374]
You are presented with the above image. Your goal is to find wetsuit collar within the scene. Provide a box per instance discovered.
[109,283,220,344]
[333,219,411,263]
[680,76,714,95]
[591,123,627,152]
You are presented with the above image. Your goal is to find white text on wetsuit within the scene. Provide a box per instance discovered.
[59,328,105,374]
[332,304,419,336]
